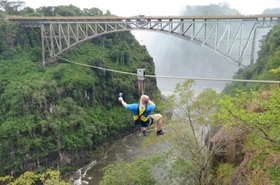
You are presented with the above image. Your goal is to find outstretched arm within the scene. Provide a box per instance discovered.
[118,97,127,108]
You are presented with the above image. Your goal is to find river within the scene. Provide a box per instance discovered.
[69,129,160,185]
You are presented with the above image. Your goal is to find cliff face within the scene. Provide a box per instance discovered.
[210,90,279,185]
[210,126,247,184]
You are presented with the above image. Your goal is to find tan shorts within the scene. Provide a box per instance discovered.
[149,114,162,125]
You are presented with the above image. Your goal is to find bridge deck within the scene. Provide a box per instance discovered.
[6,14,280,21]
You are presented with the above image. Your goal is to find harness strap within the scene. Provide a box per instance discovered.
[137,104,146,119]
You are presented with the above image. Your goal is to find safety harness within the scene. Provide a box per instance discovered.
[134,104,147,125]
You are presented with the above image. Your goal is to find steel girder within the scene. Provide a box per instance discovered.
[13,16,278,66]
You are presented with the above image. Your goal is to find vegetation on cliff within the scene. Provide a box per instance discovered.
[0,0,161,180]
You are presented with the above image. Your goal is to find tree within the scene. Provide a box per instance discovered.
[53,5,82,16]
[164,80,222,185]
[36,6,55,16]
[213,88,280,184]
[100,155,164,185]
[0,0,25,15]
[0,169,70,185]
[215,89,280,148]
[82,7,103,16]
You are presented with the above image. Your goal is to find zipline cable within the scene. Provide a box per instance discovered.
[56,56,280,84]
[56,56,138,77]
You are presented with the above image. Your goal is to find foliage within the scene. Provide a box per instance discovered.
[0,169,70,185]
[0,3,161,177]
[213,88,280,183]
[100,154,164,185]
[215,163,235,184]
[223,22,280,94]
[268,166,280,185]
[0,0,25,15]
[245,150,280,185]
[216,89,280,148]
[163,80,221,185]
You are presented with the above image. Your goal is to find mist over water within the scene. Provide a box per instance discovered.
[130,5,240,95]
[133,31,238,95]
[131,4,273,95]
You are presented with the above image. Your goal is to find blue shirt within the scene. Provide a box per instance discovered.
[126,103,155,121]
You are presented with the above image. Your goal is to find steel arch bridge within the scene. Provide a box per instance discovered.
[8,15,280,67]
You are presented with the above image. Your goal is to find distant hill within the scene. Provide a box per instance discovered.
[263,8,280,14]
[182,3,240,15]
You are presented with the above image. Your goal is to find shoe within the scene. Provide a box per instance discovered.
[142,130,147,136]
[156,129,165,136]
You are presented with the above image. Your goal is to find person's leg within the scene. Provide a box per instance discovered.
[150,114,165,135]
[150,114,162,131]
[141,127,146,131]
[137,123,147,136]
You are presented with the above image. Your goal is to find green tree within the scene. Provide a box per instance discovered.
[0,19,19,57]
[215,89,280,148]
[82,7,103,16]
[213,88,280,184]
[0,169,70,185]
[100,155,164,185]
[53,5,82,16]
[0,0,24,15]
[164,80,221,185]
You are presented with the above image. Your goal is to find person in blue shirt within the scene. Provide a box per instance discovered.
[119,94,165,136]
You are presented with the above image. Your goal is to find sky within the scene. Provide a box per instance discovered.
[23,0,280,16]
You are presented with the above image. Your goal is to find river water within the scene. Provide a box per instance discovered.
[69,129,159,185]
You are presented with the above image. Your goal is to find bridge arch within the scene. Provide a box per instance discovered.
[131,28,242,66]
[8,15,280,66]
[47,30,133,64]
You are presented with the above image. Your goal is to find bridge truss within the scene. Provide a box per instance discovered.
[8,15,280,66]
